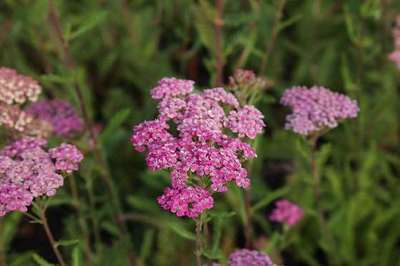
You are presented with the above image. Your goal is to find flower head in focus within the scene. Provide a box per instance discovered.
[228,249,274,266]
[281,86,359,136]
[269,199,304,227]
[131,77,265,218]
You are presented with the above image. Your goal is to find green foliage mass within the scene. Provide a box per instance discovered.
[0,0,399,265]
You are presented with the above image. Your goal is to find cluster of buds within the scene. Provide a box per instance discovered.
[228,69,272,104]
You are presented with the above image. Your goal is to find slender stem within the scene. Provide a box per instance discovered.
[195,217,203,266]
[243,190,254,249]
[309,137,336,263]
[243,137,260,248]
[68,177,94,265]
[37,206,66,266]
[259,0,286,73]
[214,0,224,86]
[0,221,5,266]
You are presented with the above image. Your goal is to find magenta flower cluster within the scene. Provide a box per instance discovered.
[269,199,304,227]
[131,78,265,218]
[26,99,84,137]
[0,137,83,216]
[228,249,274,266]
[281,86,359,136]
[389,16,400,69]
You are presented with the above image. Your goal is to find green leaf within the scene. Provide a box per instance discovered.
[99,108,131,143]
[167,222,195,240]
[32,253,53,266]
[55,239,79,248]
[252,187,289,212]
[68,11,108,41]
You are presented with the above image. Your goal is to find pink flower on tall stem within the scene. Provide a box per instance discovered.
[131,78,265,218]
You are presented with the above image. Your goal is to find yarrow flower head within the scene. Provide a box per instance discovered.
[0,67,50,137]
[0,67,41,105]
[0,138,83,216]
[269,199,304,227]
[131,77,265,218]
[389,16,400,69]
[281,86,359,136]
[228,249,274,266]
[26,99,84,137]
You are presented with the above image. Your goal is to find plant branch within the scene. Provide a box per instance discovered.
[214,0,224,86]
[195,217,203,266]
[37,206,66,266]
[259,0,286,73]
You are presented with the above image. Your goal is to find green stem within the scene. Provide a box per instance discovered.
[37,205,66,266]
[68,176,94,265]
[214,0,224,86]
[309,137,336,265]
[195,217,203,266]
[0,221,5,266]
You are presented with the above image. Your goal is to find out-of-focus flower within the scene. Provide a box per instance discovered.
[26,99,84,137]
[228,249,274,266]
[131,77,265,218]
[0,67,41,105]
[281,86,359,136]
[0,138,83,216]
[269,199,304,227]
[0,67,50,137]
[389,15,400,69]
[228,69,272,104]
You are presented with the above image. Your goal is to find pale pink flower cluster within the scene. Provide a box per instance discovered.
[0,67,50,136]
[281,86,359,136]
[269,199,304,227]
[131,78,265,218]
[0,138,83,216]
[389,16,400,69]
[0,67,41,105]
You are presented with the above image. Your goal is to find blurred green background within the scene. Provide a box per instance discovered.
[0,0,399,265]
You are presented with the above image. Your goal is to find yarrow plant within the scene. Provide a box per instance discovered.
[228,249,274,266]
[281,86,359,136]
[0,67,50,137]
[0,137,83,216]
[269,199,304,227]
[26,99,84,137]
[389,15,400,69]
[131,77,265,219]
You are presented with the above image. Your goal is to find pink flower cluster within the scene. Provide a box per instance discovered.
[26,99,84,137]
[269,199,304,227]
[0,67,41,105]
[228,249,274,266]
[281,86,359,136]
[131,78,265,218]
[0,137,83,216]
[389,16,400,69]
